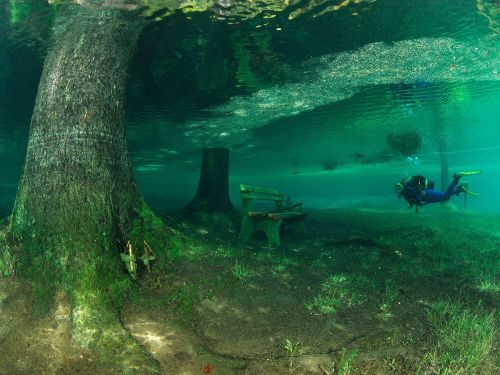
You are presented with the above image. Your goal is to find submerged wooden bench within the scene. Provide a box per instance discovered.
[238,184,307,246]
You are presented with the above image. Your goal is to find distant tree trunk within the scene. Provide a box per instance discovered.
[185,147,237,217]
[439,137,449,191]
[430,105,449,192]
[10,6,159,374]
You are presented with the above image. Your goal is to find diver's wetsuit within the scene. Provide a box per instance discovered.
[421,175,462,204]
[403,174,462,207]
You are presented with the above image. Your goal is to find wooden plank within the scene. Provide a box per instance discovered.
[241,192,284,201]
[247,211,270,217]
[240,184,284,202]
[240,184,281,194]
[240,184,283,197]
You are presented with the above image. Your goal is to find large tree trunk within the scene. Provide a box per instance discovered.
[185,147,236,215]
[10,6,159,374]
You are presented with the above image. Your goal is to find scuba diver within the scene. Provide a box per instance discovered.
[395,171,480,211]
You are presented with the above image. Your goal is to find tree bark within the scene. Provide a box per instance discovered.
[10,5,159,373]
[185,147,237,217]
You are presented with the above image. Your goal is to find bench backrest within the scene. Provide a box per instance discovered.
[240,184,288,212]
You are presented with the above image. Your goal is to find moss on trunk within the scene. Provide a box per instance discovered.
[10,5,160,373]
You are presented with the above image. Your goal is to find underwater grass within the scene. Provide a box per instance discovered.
[477,273,500,293]
[378,278,400,318]
[282,338,303,372]
[320,348,359,375]
[418,300,496,375]
[338,348,359,375]
[305,294,341,314]
[231,261,254,282]
[214,244,233,258]
[166,234,207,261]
[377,223,500,286]
[306,273,371,314]
[273,263,287,273]
[271,256,298,274]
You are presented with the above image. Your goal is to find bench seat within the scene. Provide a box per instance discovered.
[247,211,305,220]
[239,184,307,245]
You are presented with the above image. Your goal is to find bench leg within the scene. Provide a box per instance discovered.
[264,219,282,246]
[297,220,306,233]
[239,216,254,241]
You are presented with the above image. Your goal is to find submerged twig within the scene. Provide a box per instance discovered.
[318,364,332,375]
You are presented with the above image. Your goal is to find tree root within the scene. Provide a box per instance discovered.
[72,291,162,374]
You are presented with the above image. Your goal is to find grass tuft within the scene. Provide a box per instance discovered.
[306,273,370,314]
[232,261,253,282]
[418,300,495,375]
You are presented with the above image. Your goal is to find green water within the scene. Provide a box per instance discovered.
[0,1,499,374]
[1,0,499,214]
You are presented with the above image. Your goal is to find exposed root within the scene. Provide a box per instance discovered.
[72,292,162,374]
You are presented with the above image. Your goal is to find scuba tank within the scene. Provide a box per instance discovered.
[395,175,430,210]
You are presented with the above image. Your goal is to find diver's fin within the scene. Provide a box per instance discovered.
[460,184,480,196]
[455,170,481,177]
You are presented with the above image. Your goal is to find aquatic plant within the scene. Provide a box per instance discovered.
[379,302,392,319]
[338,348,359,375]
[279,256,297,266]
[383,357,400,373]
[322,274,349,294]
[306,273,372,315]
[417,300,495,374]
[231,261,253,281]
[346,291,366,307]
[165,227,206,261]
[322,274,369,309]
[305,294,341,314]
[272,256,297,273]
[273,264,287,273]
[214,245,233,258]
[477,274,500,293]
[319,348,359,375]
[283,338,303,372]
[379,279,399,318]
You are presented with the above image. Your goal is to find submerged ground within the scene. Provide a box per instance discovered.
[0,207,498,374]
